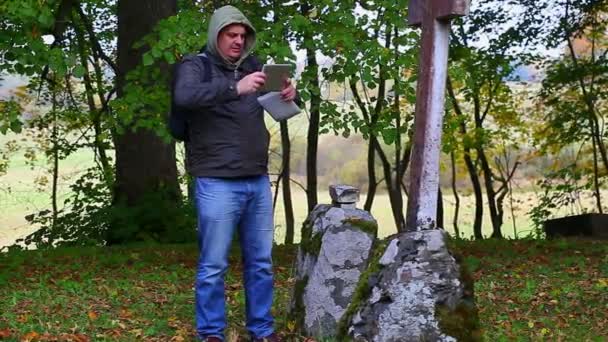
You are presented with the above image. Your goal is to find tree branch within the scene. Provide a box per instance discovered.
[76,5,119,75]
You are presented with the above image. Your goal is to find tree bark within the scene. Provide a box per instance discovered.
[301,1,320,213]
[450,151,461,238]
[111,0,180,243]
[477,148,503,238]
[363,141,377,212]
[280,121,295,245]
[437,187,444,229]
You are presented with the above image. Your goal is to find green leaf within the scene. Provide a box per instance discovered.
[72,65,86,78]
[163,51,175,64]
[142,53,154,66]
[10,120,22,134]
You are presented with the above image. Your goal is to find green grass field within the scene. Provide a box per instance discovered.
[0,128,601,248]
[0,239,606,341]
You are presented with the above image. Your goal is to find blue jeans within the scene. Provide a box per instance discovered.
[194,175,275,340]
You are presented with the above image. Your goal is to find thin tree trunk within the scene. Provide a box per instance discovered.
[73,14,112,188]
[301,1,320,213]
[350,81,405,232]
[51,88,59,230]
[437,187,444,229]
[280,121,295,245]
[363,141,377,212]
[509,180,517,238]
[591,136,603,213]
[477,148,503,238]
[447,77,483,239]
[450,151,461,238]
[372,137,405,231]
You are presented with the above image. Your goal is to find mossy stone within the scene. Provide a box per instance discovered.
[344,218,378,238]
[336,238,389,339]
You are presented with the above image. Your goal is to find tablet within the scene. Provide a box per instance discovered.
[261,64,293,92]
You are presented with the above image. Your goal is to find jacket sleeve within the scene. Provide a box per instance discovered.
[173,57,240,111]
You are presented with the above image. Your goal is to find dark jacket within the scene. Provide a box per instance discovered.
[173,5,269,178]
[173,52,269,178]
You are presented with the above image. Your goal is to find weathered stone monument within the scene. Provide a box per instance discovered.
[291,185,377,339]
[344,0,480,340]
[293,1,479,340]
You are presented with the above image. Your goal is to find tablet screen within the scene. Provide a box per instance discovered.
[261,64,293,92]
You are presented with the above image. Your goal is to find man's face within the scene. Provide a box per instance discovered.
[217,24,247,62]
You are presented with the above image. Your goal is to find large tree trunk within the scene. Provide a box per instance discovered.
[110,0,179,244]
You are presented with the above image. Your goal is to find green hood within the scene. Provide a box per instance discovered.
[207,5,256,68]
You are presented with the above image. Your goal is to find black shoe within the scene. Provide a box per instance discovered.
[202,337,222,342]
[252,332,282,342]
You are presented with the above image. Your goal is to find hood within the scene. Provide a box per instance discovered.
[206,5,256,68]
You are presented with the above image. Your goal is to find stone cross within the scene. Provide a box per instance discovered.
[406,0,470,231]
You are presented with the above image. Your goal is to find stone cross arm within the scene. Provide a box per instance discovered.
[409,0,470,26]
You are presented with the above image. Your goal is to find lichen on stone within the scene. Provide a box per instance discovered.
[336,238,390,339]
[435,252,481,342]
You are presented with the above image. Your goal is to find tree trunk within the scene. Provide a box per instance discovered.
[280,121,295,245]
[477,148,503,239]
[363,140,377,212]
[73,15,113,189]
[447,77,483,239]
[111,0,179,244]
[450,151,461,238]
[301,1,320,213]
[437,187,444,229]
[465,152,483,239]
[51,88,59,231]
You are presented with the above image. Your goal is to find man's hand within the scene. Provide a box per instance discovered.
[237,72,266,95]
[281,79,297,102]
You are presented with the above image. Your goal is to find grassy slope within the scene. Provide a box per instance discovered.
[0,238,607,341]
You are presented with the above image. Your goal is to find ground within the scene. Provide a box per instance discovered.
[0,238,606,341]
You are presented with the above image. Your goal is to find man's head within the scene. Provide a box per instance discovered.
[207,6,256,66]
[217,24,247,62]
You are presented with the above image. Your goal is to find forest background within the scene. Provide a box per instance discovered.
[1,0,607,249]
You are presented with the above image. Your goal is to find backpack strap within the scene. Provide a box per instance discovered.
[197,54,212,83]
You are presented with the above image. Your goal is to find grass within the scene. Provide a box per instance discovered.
[0,238,607,341]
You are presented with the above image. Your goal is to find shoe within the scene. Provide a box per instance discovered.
[252,333,281,342]
[202,337,222,342]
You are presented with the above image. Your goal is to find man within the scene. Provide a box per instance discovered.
[173,5,295,342]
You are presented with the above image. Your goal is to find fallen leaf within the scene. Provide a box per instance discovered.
[20,331,39,342]
[119,308,132,319]
[0,329,11,339]
[87,311,98,321]
[61,334,90,342]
